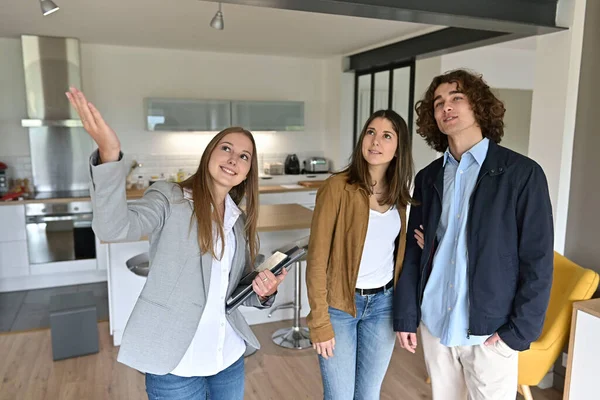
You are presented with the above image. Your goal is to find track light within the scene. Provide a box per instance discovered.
[209,3,224,30]
[40,0,60,16]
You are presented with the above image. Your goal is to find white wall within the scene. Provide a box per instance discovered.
[441,46,536,90]
[528,0,588,253]
[0,39,334,162]
[491,88,533,156]
[0,38,29,157]
[412,57,442,172]
[320,56,354,172]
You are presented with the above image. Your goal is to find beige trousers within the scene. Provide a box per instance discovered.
[420,324,518,400]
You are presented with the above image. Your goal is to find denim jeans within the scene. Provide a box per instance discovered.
[145,356,244,400]
[319,286,396,400]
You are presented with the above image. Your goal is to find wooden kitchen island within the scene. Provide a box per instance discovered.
[103,203,314,346]
[257,203,314,232]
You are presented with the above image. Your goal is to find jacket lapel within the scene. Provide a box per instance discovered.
[226,217,247,298]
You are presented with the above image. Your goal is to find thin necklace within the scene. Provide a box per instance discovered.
[371,182,386,195]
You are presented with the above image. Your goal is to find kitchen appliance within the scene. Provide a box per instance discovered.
[20,35,93,195]
[264,162,284,175]
[25,201,96,265]
[284,154,300,175]
[303,157,329,173]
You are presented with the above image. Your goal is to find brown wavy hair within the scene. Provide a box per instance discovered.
[415,69,506,152]
[344,109,414,208]
[179,127,259,265]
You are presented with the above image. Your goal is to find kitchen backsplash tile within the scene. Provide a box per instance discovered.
[0,155,33,183]
[124,154,200,184]
[0,151,328,190]
[124,151,327,186]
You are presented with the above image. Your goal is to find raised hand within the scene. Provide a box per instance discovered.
[65,87,121,163]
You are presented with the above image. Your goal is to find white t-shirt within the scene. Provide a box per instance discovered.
[170,192,246,377]
[355,206,401,289]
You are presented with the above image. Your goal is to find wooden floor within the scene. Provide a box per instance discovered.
[0,320,563,400]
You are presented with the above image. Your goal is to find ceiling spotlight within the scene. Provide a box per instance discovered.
[209,3,224,30]
[40,0,60,16]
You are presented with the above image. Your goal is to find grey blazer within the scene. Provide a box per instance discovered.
[89,151,272,374]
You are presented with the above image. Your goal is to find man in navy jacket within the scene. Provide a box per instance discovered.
[394,69,554,400]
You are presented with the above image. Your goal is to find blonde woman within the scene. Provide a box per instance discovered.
[66,88,287,400]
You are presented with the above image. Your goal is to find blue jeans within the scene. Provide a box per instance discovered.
[319,287,396,400]
[145,356,244,400]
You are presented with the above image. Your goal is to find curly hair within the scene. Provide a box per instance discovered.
[415,69,506,152]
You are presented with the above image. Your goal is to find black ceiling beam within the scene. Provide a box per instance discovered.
[347,28,526,72]
[206,0,564,35]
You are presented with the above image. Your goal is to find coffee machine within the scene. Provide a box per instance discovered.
[284,154,301,175]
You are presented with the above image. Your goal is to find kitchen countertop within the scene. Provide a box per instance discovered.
[0,183,324,206]
[101,203,313,243]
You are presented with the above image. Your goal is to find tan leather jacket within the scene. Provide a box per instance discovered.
[306,172,407,343]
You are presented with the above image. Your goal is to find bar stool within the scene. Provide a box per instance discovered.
[269,237,311,349]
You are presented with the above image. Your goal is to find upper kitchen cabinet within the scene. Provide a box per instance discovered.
[231,101,304,131]
[145,98,231,132]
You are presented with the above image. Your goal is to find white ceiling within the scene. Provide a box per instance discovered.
[0,0,433,57]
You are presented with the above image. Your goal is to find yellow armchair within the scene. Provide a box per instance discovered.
[517,252,599,400]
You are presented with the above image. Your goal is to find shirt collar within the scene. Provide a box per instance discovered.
[183,188,241,232]
[224,194,242,232]
[443,137,489,167]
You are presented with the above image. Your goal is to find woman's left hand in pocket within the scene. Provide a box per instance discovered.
[253,268,288,299]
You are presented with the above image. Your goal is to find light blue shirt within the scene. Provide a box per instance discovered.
[421,138,490,347]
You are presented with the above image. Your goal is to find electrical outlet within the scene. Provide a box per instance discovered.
[562,352,568,367]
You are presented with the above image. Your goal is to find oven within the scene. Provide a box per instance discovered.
[25,202,96,265]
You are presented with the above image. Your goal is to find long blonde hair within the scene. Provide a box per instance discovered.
[179,127,260,265]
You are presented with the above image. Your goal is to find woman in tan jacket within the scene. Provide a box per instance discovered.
[306,109,414,399]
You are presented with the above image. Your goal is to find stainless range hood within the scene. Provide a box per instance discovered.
[21,35,83,128]
[21,35,93,193]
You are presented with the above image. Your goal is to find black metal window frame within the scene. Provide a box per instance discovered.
[352,59,416,144]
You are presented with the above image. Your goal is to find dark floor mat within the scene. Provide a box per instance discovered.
[0,282,109,333]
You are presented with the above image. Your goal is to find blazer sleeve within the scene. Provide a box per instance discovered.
[89,150,173,242]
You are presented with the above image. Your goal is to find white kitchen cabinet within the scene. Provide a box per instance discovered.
[107,240,150,346]
[258,193,283,205]
[0,205,28,278]
[259,173,330,186]
[259,190,318,208]
[279,190,317,205]
[231,100,304,131]
[0,205,26,242]
[0,240,29,278]
[145,98,231,132]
